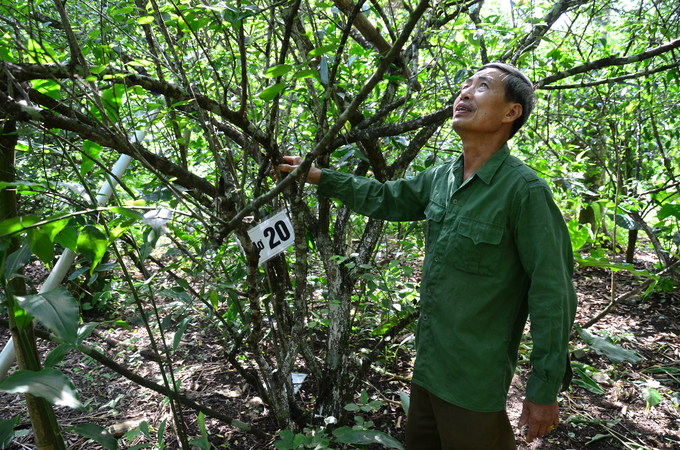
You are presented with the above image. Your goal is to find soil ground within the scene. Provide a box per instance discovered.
[1,250,680,450]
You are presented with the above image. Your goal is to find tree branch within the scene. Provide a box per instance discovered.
[0,90,218,197]
[223,0,431,234]
[0,318,270,440]
[333,0,421,90]
[581,259,680,329]
[536,39,680,88]
[539,61,680,90]
[2,62,271,150]
[328,101,453,152]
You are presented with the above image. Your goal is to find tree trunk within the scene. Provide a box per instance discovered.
[1,119,64,450]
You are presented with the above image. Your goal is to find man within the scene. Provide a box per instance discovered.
[278,63,577,449]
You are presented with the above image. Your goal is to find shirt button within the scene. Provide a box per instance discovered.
[427,286,432,292]
[422,314,429,321]
[434,256,440,262]
[452,199,458,205]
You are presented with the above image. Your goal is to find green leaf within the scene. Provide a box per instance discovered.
[0,215,39,237]
[111,207,144,220]
[264,64,293,78]
[109,218,137,239]
[137,15,154,24]
[190,437,209,450]
[0,181,47,193]
[81,140,103,176]
[27,39,58,64]
[605,213,640,231]
[360,390,368,405]
[12,304,34,332]
[343,403,360,411]
[115,319,131,331]
[0,368,82,409]
[27,227,53,264]
[575,325,642,364]
[140,227,160,260]
[44,343,74,368]
[573,254,650,276]
[641,388,662,408]
[294,69,318,80]
[671,391,680,407]
[400,391,410,415]
[17,287,79,345]
[42,217,70,242]
[77,225,108,272]
[101,84,126,123]
[567,218,590,251]
[4,243,32,280]
[139,421,151,439]
[274,429,296,450]
[335,430,404,449]
[658,203,680,221]
[173,317,190,351]
[572,367,605,394]
[0,415,20,449]
[77,322,99,343]
[585,433,611,445]
[258,83,286,101]
[55,226,78,252]
[157,418,167,447]
[191,411,209,450]
[69,423,118,450]
[31,79,61,100]
[308,44,338,57]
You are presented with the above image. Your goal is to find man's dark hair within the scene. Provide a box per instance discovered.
[478,63,536,138]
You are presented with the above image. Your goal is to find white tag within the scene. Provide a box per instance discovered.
[246,210,295,265]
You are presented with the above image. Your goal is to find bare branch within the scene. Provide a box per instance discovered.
[224,0,432,234]
[539,61,680,90]
[0,90,218,197]
[333,0,422,90]
[536,38,680,88]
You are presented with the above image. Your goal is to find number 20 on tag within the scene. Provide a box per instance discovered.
[246,211,295,265]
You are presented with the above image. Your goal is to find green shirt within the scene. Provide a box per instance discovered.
[317,144,577,412]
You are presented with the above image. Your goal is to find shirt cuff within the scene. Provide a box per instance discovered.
[317,168,340,198]
[525,373,563,405]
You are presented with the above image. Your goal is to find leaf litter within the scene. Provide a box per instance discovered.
[1,248,679,449]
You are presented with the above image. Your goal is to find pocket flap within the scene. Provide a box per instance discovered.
[457,217,503,245]
[424,201,445,222]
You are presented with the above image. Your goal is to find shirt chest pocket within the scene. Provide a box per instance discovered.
[451,217,504,276]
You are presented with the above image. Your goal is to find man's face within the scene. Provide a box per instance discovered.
[451,68,521,137]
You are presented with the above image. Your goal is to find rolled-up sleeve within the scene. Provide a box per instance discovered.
[317,168,434,222]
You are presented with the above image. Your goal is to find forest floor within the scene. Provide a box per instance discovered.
[1,249,680,450]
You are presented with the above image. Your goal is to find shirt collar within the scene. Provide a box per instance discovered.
[450,143,510,186]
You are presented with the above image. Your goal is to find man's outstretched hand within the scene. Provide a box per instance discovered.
[518,398,559,443]
[277,156,322,185]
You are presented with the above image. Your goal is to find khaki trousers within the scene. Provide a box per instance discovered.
[405,383,517,450]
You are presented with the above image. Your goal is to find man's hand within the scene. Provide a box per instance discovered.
[277,156,322,185]
[518,398,559,443]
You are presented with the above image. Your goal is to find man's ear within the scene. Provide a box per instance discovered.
[503,103,523,123]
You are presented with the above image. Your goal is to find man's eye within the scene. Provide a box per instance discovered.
[481,82,488,88]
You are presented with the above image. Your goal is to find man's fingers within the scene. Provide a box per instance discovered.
[525,421,540,443]
[518,406,529,428]
[277,163,298,173]
[282,155,303,165]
